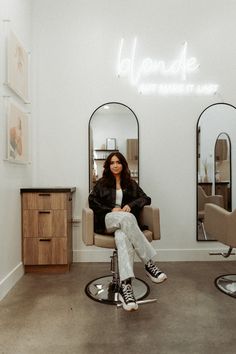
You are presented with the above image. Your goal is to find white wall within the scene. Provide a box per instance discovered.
[30,0,236,262]
[0,0,32,300]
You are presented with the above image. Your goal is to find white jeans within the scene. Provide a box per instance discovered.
[105,212,157,282]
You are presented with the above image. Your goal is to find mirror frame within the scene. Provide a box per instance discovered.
[88,101,139,191]
[196,102,236,241]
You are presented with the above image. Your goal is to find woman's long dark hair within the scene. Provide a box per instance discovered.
[102,152,131,188]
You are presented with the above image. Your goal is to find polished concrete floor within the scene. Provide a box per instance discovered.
[0,261,236,354]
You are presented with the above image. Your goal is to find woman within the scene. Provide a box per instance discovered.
[89,152,167,311]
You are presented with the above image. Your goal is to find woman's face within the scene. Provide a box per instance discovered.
[110,155,123,176]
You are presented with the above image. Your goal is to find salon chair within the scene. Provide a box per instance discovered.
[205,203,236,298]
[82,205,160,305]
[198,186,223,240]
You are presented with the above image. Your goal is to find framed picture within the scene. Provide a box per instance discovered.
[106,138,116,150]
[7,100,29,163]
[7,31,29,102]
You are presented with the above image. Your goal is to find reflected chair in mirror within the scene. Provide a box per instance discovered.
[82,205,160,305]
[205,204,236,298]
[198,186,223,240]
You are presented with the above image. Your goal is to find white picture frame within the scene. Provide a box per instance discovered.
[7,100,29,164]
[106,138,116,150]
[7,31,29,103]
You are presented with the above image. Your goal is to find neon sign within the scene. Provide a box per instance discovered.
[116,38,218,95]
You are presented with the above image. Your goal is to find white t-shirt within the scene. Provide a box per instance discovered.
[115,188,123,207]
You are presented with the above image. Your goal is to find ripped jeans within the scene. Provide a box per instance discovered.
[105,212,157,282]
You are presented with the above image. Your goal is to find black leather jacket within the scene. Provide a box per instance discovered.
[88,178,151,233]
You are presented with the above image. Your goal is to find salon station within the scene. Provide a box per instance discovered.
[1,1,236,353]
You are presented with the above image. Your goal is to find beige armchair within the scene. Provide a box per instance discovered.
[198,186,223,240]
[82,205,160,305]
[205,203,236,298]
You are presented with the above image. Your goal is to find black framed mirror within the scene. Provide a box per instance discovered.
[89,102,139,191]
[196,103,236,241]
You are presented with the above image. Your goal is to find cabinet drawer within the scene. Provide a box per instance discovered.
[23,210,67,237]
[23,238,67,265]
[22,193,68,210]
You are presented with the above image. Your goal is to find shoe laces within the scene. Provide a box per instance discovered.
[147,261,161,276]
[121,284,136,303]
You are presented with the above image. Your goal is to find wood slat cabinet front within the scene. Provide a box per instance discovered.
[21,188,75,273]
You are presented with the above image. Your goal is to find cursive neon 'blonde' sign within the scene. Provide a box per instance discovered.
[116,38,218,95]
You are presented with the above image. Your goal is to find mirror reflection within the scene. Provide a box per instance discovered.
[197,103,236,241]
[89,103,138,191]
[215,133,231,210]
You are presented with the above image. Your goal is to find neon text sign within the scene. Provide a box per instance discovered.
[116,38,218,95]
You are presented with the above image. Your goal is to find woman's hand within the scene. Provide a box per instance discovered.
[112,207,122,212]
[122,205,131,212]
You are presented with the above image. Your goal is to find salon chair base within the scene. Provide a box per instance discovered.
[215,274,236,298]
[85,276,150,305]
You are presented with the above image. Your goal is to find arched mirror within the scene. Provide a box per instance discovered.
[214,133,231,211]
[197,103,236,241]
[89,102,139,191]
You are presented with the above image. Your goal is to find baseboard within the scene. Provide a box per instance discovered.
[0,262,24,301]
[73,248,236,262]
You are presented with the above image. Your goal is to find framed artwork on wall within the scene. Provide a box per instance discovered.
[106,138,116,150]
[7,100,29,164]
[6,31,29,103]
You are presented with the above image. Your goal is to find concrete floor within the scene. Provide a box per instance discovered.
[0,261,236,354]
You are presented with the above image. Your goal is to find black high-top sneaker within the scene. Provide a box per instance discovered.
[145,260,167,283]
[119,280,138,311]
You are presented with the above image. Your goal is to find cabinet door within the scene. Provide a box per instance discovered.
[22,193,67,210]
[24,238,67,265]
[37,193,67,210]
[52,210,67,237]
[22,194,38,209]
[38,211,52,237]
[23,210,38,237]
[23,210,67,238]
[51,238,67,264]
[23,238,39,264]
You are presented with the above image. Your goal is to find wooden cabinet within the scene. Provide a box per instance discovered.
[127,139,138,161]
[21,188,76,273]
[215,139,228,161]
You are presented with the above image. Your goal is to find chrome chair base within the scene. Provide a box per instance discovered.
[85,275,150,305]
[215,274,236,298]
